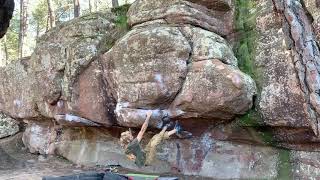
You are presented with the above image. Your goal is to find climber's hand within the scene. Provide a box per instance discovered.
[146,110,152,118]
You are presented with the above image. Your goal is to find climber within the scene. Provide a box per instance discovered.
[120,111,192,167]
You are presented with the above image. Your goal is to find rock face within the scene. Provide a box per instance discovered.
[304,0,320,42]
[255,0,312,129]
[4,0,320,178]
[0,113,19,139]
[171,59,255,120]
[0,0,14,38]
[0,58,38,119]
[104,0,256,127]
[0,2,255,128]
[0,12,118,126]
[30,13,116,126]
[209,0,320,151]
[22,121,280,179]
[127,0,235,36]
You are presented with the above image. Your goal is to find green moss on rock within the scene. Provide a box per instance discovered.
[237,109,262,127]
[234,0,265,129]
[234,0,262,92]
[277,149,292,179]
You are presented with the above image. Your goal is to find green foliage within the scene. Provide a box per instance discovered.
[102,4,131,52]
[31,0,48,34]
[111,4,130,30]
[1,14,20,61]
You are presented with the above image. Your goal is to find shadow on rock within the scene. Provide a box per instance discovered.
[0,147,26,170]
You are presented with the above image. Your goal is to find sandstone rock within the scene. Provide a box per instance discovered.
[304,0,320,43]
[188,0,232,11]
[22,13,117,126]
[255,10,310,129]
[245,0,316,130]
[0,113,19,139]
[22,122,281,179]
[0,0,14,38]
[171,59,256,120]
[103,26,190,127]
[182,26,238,66]
[0,58,39,119]
[225,0,320,150]
[104,26,190,109]
[127,0,234,36]
[0,13,120,126]
[291,150,320,179]
[103,22,255,126]
[22,122,55,154]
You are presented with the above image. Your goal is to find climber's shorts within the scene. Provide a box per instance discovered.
[125,138,146,167]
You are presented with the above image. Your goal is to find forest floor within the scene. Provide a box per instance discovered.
[0,133,211,180]
[0,133,88,180]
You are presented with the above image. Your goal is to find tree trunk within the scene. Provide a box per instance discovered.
[47,0,55,29]
[94,0,97,11]
[89,0,92,13]
[36,22,40,40]
[73,0,80,18]
[112,0,119,8]
[18,0,28,59]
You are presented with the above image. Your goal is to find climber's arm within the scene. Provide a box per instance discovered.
[136,111,152,142]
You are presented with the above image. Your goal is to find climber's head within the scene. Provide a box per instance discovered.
[120,130,136,161]
[120,130,134,148]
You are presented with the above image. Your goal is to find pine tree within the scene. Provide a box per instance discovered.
[18,0,29,59]
[112,0,119,7]
[73,0,80,17]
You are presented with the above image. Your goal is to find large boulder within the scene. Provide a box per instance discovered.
[0,58,39,119]
[103,24,256,127]
[127,0,235,36]
[0,0,14,38]
[171,59,256,120]
[30,13,116,126]
[104,26,190,110]
[0,12,122,126]
[103,26,190,127]
[256,0,320,134]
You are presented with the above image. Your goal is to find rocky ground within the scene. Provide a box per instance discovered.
[0,133,87,180]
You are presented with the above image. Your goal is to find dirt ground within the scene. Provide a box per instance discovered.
[0,133,213,180]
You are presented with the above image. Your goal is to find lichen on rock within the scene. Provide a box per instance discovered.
[0,113,19,139]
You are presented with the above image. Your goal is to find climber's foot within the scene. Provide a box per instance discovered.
[174,121,192,139]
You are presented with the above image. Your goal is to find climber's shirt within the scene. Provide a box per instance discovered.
[125,131,171,167]
[125,138,146,167]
